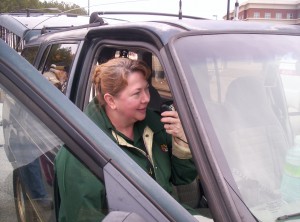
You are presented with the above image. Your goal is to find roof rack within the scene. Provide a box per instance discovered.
[94,11,206,21]
[3,11,82,18]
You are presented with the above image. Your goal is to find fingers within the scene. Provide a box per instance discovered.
[164,123,181,134]
[161,117,179,126]
[161,111,179,125]
[161,111,184,138]
[164,123,185,139]
[161,110,178,118]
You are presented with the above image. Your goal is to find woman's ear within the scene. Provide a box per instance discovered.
[104,93,116,109]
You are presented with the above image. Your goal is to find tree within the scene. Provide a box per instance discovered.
[0,0,87,15]
[39,1,87,15]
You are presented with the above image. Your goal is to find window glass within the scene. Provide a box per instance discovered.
[253,12,260,18]
[21,46,39,65]
[173,34,300,221]
[38,45,51,72]
[276,13,282,19]
[40,43,79,94]
[264,12,271,19]
[0,82,62,221]
[114,50,138,59]
[151,55,171,99]
[287,13,293,19]
[279,55,300,137]
[0,26,25,52]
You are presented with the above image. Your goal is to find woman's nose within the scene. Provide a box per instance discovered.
[142,90,150,103]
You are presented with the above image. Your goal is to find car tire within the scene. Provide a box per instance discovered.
[13,170,38,222]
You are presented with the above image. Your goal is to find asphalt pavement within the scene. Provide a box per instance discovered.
[0,103,3,147]
[0,102,18,221]
[0,148,18,222]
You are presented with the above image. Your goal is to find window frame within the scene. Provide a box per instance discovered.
[253,12,260,18]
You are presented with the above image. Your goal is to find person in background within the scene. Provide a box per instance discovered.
[55,58,198,221]
[43,64,68,94]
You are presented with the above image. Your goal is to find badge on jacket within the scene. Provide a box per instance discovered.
[160,144,168,152]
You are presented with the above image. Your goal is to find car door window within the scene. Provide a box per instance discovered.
[21,46,39,65]
[39,43,79,94]
[1,81,110,222]
[0,83,62,222]
[151,54,171,100]
[280,58,300,138]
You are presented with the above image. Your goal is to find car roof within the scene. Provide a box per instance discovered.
[0,13,89,42]
[26,16,300,48]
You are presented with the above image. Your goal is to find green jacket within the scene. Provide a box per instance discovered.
[55,98,197,221]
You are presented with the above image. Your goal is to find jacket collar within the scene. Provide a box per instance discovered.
[86,97,164,136]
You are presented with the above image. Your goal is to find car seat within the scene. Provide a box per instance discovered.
[223,76,289,205]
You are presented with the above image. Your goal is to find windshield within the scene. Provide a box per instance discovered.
[173,34,300,221]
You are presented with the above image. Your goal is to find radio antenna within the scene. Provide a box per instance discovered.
[179,0,182,19]
[234,0,239,20]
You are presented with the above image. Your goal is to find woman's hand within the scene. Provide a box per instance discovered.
[161,110,187,143]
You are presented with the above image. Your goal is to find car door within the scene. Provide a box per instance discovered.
[0,39,199,221]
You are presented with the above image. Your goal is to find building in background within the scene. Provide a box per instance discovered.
[227,0,300,24]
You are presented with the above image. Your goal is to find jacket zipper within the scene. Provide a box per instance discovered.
[112,131,156,178]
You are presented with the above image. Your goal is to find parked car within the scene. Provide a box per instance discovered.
[0,11,89,52]
[1,12,300,222]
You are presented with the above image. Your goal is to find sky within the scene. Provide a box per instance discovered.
[50,0,247,20]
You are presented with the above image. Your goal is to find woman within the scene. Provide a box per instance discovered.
[55,58,198,221]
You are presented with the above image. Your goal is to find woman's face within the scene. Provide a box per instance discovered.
[114,71,150,124]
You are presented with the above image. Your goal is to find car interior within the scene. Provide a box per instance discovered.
[85,47,171,110]
[83,46,209,212]
[40,43,210,215]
